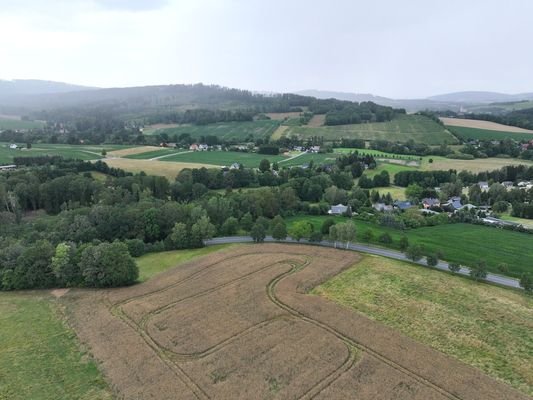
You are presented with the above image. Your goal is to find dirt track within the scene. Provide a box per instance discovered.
[63,244,528,400]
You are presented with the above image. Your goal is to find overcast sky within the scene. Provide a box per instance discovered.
[1,0,532,98]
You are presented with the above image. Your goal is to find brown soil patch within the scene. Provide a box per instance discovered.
[440,117,533,133]
[63,244,527,400]
[265,112,302,120]
[50,288,70,298]
[107,146,161,157]
[308,114,325,127]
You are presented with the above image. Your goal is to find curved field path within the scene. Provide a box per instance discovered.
[63,244,528,400]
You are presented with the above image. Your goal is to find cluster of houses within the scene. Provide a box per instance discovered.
[521,139,533,151]
[292,145,321,153]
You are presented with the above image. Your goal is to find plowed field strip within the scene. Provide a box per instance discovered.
[265,258,461,400]
[109,300,209,400]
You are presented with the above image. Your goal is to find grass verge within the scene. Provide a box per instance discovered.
[136,244,232,281]
[0,292,112,400]
[313,255,533,396]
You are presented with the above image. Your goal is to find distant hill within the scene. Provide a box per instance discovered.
[428,91,533,104]
[295,89,533,112]
[294,89,462,112]
[295,90,392,104]
[0,79,97,98]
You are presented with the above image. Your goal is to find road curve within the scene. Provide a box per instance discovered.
[205,236,522,289]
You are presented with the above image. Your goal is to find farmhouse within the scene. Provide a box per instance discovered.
[328,204,349,215]
[442,196,462,211]
[9,144,18,149]
[478,181,489,191]
[422,197,440,209]
[0,164,17,171]
[502,181,514,189]
[373,202,393,212]
[308,145,321,153]
[189,143,208,151]
[393,200,413,211]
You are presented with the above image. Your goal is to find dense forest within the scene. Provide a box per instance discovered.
[0,84,404,145]
[442,107,533,130]
[1,155,532,291]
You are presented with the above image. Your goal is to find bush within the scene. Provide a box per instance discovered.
[80,241,138,287]
[399,236,409,251]
[125,239,145,257]
[360,229,374,242]
[378,232,392,244]
[448,262,461,273]
[309,231,323,242]
[520,273,532,292]
[405,244,424,262]
[321,219,336,235]
[426,254,438,267]
[469,260,488,281]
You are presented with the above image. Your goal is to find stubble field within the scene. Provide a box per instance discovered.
[63,244,528,400]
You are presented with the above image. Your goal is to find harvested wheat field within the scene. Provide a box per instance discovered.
[440,117,533,133]
[63,244,528,400]
[107,146,161,157]
[101,157,214,180]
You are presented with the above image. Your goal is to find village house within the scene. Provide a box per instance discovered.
[308,145,320,153]
[442,196,462,211]
[0,164,17,171]
[393,200,414,211]
[372,203,393,212]
[478,181,489,191]
[328,204,349,215]
[502,181,514,189]
[422,197,440,209]
[9,144,18,149]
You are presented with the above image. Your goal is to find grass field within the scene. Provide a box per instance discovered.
[286,216,533,277]
[143,120,280,142]
[422,155,533,173]
[314,255,533,395]
[0,292,111,400]
[135,245,231,281]
[446,126,533,141]
[0,143,135,164]
[282,115,458,145]
[0,117,45,130]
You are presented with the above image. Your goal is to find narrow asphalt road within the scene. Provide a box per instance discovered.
[205,236,522,289]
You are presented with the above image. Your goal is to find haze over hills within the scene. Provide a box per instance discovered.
[296,89,533,112]
[0,79,97,98]
[1,79,533,115]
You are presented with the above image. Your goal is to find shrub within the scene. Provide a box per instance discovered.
[448,262,461,273]
[125,239,146,257]
[426,254,438,267]
[80,241,138,287]
[469,260,488,281]
[309,231,323,242]
[378,232,392,244]
[405,244,424,262]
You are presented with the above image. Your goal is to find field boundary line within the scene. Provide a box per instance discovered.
[149,150,192,161]
[264,255,461,400]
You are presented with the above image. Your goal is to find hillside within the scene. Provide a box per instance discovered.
[0,79,97,98]
[282,114,458,145]
[428,91,533,104]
